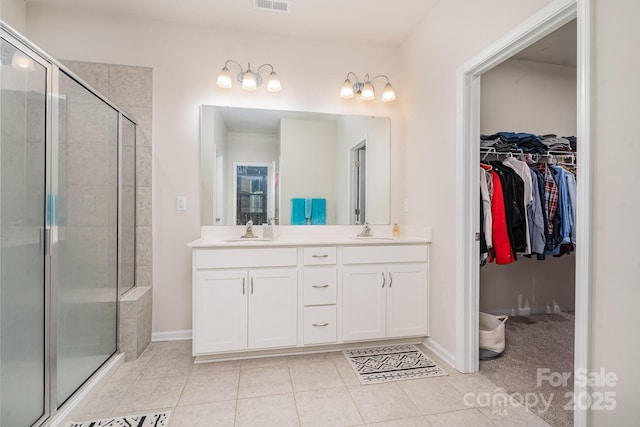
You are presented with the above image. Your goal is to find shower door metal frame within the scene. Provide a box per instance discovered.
[0,27,54,427]
[1,20,138,426]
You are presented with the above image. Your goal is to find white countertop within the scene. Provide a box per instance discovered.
[187,225,432,248]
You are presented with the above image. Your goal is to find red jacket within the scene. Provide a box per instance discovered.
[487,166,514,265]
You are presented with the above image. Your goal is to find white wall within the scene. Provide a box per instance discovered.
[399,0,556,359]
[25,4,401,335]
[591,0,640,423]
[280,119,337,225]
[0,0,25,33]
[479,58,577,315]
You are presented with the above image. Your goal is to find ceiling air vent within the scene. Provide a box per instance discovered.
[253,0,292,13]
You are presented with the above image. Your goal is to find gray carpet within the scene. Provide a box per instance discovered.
[479,312,574,427]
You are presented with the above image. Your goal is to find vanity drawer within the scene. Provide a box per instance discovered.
[195,248,297,269]
[343,244,428,264]
[303,247,337,265]
[304,267,337,306]
[303,306,337,345]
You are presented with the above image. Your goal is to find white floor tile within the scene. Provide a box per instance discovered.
[295,387,362,427]
[237,365,293,398]
[171,400,236,427]
[235,394,300,427]
[348,383,421,424]
[179,370,239,406]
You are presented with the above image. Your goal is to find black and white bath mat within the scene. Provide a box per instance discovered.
[343,344,447,384]
[68,411,169,427]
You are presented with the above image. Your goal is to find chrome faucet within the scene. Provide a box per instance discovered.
[242,220,256,238]
[358,222,372,237]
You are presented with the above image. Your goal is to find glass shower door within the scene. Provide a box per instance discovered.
[56,71,119,406]
[0,38,48,426]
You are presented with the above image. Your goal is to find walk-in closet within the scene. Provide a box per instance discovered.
[477,19,577,427]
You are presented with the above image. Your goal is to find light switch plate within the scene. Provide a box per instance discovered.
[176,196,186,212]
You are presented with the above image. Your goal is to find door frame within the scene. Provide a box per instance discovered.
[454,0,592,425]
[349,138,367,224]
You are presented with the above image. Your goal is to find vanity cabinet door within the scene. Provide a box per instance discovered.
[386,263,428,338]
[194,269,248,354]
[248,268,298,349]
[342,265,387,341]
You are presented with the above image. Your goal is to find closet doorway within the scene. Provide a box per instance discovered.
[478,19,577,427]
[455,0,592,425]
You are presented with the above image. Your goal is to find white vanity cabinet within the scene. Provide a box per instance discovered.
[302,247,338,345]
[190,237,430,358]
[342,245,429,342]
[193,248,297,355]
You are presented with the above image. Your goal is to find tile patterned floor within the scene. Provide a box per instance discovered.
[69,341,550,427]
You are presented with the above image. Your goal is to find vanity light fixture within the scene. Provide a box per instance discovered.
[340,72,396,102]
[216,60,282,92]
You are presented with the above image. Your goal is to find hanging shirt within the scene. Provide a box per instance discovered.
[550,165,572,247]
[564,169,577,245]
[532,163,559,237]
[503,157,533,255]
[480,165,493,250]
[528,170,547,255]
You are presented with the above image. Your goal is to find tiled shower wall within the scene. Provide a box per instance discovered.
[62,60,153,359]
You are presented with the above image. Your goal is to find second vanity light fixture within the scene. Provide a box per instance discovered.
[216,60,282,92]
[340,72,396,102]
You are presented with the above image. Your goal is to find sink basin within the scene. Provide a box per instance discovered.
[222,237,274,242]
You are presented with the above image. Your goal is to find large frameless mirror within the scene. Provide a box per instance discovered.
[200,106,390,226]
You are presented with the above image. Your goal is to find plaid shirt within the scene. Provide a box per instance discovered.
[533,163,558,235]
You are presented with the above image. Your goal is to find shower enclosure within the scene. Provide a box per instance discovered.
[0,23,136,426]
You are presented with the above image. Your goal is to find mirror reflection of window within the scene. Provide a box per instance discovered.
[234,164,269,225]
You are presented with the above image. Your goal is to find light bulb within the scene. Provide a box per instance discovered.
[242,70,257,91]
[340,79,354,98]
[267,71,282,92]
[12,53,35,72]
[360,81,375,100]
[216,67,233,88]
[382,83,396,102]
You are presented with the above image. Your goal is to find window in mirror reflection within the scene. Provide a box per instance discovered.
[233,163,276,225]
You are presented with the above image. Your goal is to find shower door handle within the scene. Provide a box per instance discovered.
[39,228,50,256]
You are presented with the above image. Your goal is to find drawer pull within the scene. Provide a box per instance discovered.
[381,272,386,288]
[251,277,254,295]
[312,322,329,327]
[242,277,245,295]
[312,254,329,258]
[312,284,329,288]
[388,272,393,288]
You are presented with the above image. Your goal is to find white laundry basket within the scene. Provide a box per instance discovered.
[479,312,508,360]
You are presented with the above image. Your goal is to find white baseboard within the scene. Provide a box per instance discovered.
[482,305,575,317]
[421,337,456,370]
[152,329,193,342]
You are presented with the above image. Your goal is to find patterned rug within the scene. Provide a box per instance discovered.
[343,344,447,384]
[68,411,169,427]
